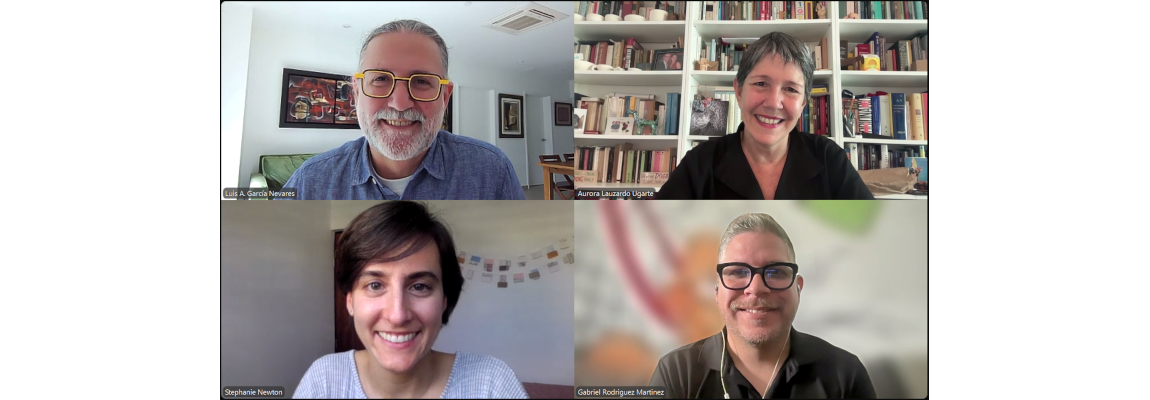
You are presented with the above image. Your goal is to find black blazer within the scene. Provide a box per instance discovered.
[655,124,874,199]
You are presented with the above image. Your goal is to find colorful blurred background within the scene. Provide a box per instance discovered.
[574,200,927,398]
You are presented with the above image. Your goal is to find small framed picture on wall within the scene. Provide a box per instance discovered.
[554,102,573,126]
[498,93,524,138]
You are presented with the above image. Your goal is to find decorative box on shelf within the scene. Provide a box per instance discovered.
[574,170,597,183]
[640,172,670,186]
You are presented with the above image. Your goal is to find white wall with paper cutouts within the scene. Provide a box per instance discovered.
[329,200,575,386]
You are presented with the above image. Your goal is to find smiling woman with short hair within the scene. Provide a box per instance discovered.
[292,201,528,399]
[655,32,873,200]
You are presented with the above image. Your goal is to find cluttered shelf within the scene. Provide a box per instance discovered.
[575,20,687,42]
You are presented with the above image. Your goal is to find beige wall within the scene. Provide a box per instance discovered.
[221,201,334,396]
[223,200,575,394]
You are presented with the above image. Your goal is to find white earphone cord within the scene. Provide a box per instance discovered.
[719,329,789,399]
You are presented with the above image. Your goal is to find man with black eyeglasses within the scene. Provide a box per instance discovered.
[648,213,876,399]
[281,19,525,200]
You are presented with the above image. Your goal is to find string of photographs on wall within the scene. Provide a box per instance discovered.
[456,235,573,288]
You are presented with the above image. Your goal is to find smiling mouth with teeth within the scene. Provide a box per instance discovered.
[382,119,419,127]
[378,331,419,343]
[756,115,784,124]
[739,308,774,313]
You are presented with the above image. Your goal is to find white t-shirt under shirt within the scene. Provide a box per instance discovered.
[367,163,415,197]
[292,350,529,399]
[377,175,414,197]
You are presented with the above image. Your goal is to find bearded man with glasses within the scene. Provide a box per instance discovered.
[648,213,876,399]
[281,19,525,200]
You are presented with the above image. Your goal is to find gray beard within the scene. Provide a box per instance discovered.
[362,114,441,162]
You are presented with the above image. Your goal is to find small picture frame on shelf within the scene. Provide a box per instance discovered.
[573,109,587,135]
[652,49,684,71]
[605,117,634,135]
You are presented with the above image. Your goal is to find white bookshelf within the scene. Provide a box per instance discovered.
[574,1,928,191]
[876,193,927,200]
[575,181,664,191]
[575,134,679,141]
[574,71,681,86]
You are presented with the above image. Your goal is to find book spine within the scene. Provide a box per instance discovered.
[891,93,907,140]
[883,94,893,137]
[606,146,615,182]
[622,151,631,183]
[869,94,878,135]
[909,93,925,140]
[922,92,927,140]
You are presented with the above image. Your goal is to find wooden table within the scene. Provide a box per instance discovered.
[536,160,575,200]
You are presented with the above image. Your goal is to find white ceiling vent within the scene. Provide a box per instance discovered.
[485,2,567,35]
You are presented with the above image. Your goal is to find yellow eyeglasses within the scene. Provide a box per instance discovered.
[354,70,451,102]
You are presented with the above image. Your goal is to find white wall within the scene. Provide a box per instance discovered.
[222,3,253,191]
[432,72,573,187]
[331,201,575,385]
[221,201,334,396]
[235,8,574,188]
[237,11,363,186]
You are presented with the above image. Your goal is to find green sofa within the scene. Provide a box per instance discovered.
[249,154,316,192]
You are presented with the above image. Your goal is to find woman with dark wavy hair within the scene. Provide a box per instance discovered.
[294,201,528,398]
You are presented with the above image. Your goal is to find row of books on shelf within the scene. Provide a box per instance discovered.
[702,37,831,71]
[848,143,926,170]
[847,143,927,178]
[701,1,829,20]
[843,91,926,140]
[578,92,682,135]
[577,38,683,71]
[841,1,927,20]
[577,1,688,19]
[845,32,928,71]
[574,144,678,186]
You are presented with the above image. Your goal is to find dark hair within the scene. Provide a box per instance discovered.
[335,201,464,325]
[734,32,816,103]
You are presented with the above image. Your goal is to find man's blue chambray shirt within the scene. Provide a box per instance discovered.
[280,130,525,200]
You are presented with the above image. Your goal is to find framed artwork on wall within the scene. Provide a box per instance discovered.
[279,68,360,129]
[498,93,524,138]
[554,102,572,126]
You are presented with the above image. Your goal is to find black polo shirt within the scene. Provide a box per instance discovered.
[654,124,874,199]
[648,327,877,399]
